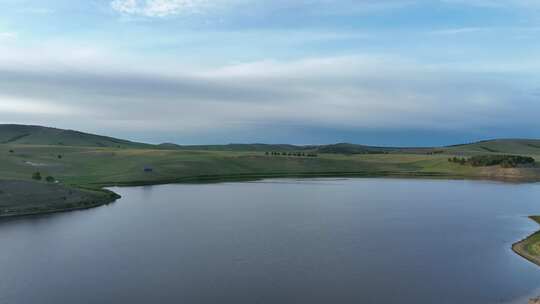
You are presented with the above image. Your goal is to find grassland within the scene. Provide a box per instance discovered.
[0,180,119,217]
[512,217,540,267]
[1,140,539,217]
[0,144,536,187]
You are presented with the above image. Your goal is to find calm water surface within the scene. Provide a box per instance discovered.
[1,179,540,304]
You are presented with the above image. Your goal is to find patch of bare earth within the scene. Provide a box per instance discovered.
[479,166,540,181]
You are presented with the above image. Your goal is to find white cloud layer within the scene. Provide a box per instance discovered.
[0,41,538,143]
[0,96,78,116]
[109,0,419,18]
[110,0,219,17]
[0,32,17,40]
[109,0,540,18]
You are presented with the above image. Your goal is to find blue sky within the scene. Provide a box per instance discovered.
[0,0,539,146]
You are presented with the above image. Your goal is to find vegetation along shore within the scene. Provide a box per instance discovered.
[513,217,540,267]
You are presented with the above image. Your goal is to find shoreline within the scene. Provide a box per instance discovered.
[1,171,538,219]
[512,217,540,267]
[0,186,121,219]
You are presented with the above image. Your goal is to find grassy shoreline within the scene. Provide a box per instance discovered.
[1,170,537,219]
[0,181,120,219]
[0,196,119,219]
[512,216,540,267]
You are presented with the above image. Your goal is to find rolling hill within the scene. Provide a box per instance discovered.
[2,124,540,157]
[446,139,540,155]
[0,124,151,148]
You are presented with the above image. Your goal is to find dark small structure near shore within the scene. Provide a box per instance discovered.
[143,167,153,173]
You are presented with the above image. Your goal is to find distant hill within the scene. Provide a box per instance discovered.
[162,142,396,154]
[317,143,392,154]
[446,139,540,155]
[169,139,540,155]
[0,125,151,148]
[2,124,540,156]
[159,143,316,152]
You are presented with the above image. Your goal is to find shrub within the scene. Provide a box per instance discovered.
[32,172,42,180]
[45,176,55,183]
[468,155,535,167]
[448,155,535,168]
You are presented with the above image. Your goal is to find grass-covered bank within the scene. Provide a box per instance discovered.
[512,217,540,267]
[0,180,120,218]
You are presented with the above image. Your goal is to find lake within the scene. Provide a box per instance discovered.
[1,178,540,304]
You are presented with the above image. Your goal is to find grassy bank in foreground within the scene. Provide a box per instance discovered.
[512,217,540,267]
[0,180,120,217]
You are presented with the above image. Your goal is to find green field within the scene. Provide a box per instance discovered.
[1,125,540,218]
[0,144,535,187]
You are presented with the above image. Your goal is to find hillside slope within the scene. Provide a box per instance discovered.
[446,139,540,155]
[0,125,151,148]
[2,124,540,156]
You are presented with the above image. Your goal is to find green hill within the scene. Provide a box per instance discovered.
[0,124,151,148]
[2,124,540,157]
[169,140,540,155]
[446,139,540,155]
[161,143,316,152]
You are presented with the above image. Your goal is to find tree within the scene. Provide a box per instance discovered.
[8,149,13,153]
[32,172,42,181]
[45,176,55,183]
[57,155,63,159]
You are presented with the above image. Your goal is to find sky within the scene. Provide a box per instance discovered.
[0,0,539,146]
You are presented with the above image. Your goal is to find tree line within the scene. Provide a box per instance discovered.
[266,152,318,157]
[448,155,535,168]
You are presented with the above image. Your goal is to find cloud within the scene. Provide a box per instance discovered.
[0,43,537,142]
[18,8,55,15]
[441,0,540,9]
[108,0,540,19]
[110,0,222,17]
[109,0,417,18]
[0,96,78,116]
[0,32,17,40]
[429,27,489,35]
